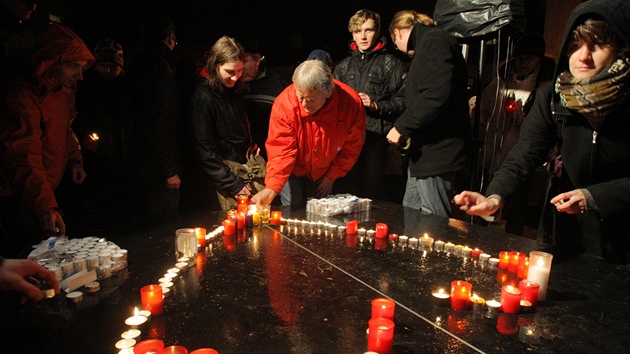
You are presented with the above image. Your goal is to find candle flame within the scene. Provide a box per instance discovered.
[506,285,514,292]
[537,258,545,267]
[423,233,428,238]
[134,307,139,318]
[90,133,99,141]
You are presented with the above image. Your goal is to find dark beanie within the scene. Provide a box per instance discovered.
[93,38,124,67]
[513,33,546,58]
[307,49,333,68]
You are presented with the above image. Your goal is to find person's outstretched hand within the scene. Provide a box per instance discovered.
[0,258,60,304]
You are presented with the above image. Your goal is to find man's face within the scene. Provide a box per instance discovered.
[7,0,36,21]
[296,88,330,115]
[241,53,260,84]
[96,61,122,81]
[513,55,541,77]
[52,60,88,89]
[352,19,378,52]
[217,60,243,88]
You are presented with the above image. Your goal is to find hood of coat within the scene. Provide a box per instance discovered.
[349,36,387,57]
[30,23,94,82]
[554,0,630,79]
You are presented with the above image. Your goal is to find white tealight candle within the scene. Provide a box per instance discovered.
[125,308,147,327]
[480,253,491,262]
[167,268,180,276]
[434,240,445,252]
[398,235,408,244]
[115,338,136,349]
[159,281,174,288]
[175,261,188,270]
[486,299,501,312]
[121,329,141,339]
[408,237,419,247]
[420,233,434,248]
[358,228,367,235]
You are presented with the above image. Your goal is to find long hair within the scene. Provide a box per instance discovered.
[388,10,436,37]
[205,36,245,94]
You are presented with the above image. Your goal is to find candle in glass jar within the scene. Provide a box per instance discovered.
[195,228,206,248]
[500,285,521,314]
[444,242,455,253]
[140,284,163,316]
[434,240,445,252]
[367,317,395,353]
[237,213,246,229]
[527,251,553,301]
[419,233,434,248]
[133,339,165,354]
[517,255,529,279]
[346,220,358,235]
[223,219,236,236]
[450,280,472,310]
[371,298,395,320]
[270,210,282,225]
[375,223,388,239]
[471,248,484,258]
[508,251,522,273]
[237,194,249,213]
[519,280,540,306]
[499,251,510,269]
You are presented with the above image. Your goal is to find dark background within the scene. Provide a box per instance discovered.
[32,0,546,69]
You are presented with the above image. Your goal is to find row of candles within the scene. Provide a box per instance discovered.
[222,196,281,235]
[116,226,224,354]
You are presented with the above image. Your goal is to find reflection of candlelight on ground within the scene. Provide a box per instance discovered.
[496,313,518,335]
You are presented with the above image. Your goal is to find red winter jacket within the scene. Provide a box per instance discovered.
[264,80,366,193]
[0,24,94,217]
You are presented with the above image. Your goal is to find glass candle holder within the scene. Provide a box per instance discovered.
[527,251,553,301]
[371,298,395,320]
[140,284,163,316]
[450,280,472,310]
[367,317,395,353]
[175,228,198,261]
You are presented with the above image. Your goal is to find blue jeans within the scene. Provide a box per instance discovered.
[280,175,317,206]
[402,169,454,217]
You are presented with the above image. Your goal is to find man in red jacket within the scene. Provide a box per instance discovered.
[251,59,366,206]
[0,24,93,257]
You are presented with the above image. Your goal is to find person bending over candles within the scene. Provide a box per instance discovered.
[251,59,366,206]
[454,0,630,264]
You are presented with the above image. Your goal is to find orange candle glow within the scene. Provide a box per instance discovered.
[140,284,163,316]
[498,251,510,269]
[270,210,282,225]
[195,227,206,248]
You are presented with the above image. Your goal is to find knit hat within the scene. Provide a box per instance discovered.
[93,39,124,67]
[513,33,546,58]
[307,49,332,68]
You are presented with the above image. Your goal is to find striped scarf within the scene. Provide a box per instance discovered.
[556,57,630,130]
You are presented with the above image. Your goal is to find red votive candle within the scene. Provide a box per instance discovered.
[195,228,206,248]
[237,213,246,229]
[471,248,484,258]
[190,349,219,354]
[519,280,540,306]
[237,194,249,213]
[367,317,395,353]
[450,280,472,310]
[375,223,388,238]
[134,339,165,354]
[500,285,521,314]
[157,346,188,354]
[371,298,395,320]
[346,220,358,235]
[223,219,236,236]
[499,251,510,269]
[375,238,387,251]
[270,210,282,225]
[140,284,163,316]
[517,255,529,279]
[508,251,521,273]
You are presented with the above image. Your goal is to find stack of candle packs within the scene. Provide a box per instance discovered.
[306,194,372,216]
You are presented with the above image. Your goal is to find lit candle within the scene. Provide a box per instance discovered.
[450,280,472,310]
[454,244,464,256]
[237,194,249,213]
[444,242,455,253]
[270,210,282,225]
[160,346,188,354]
[388,233,399,241]
[237,212,246,229]
[367,229,376,238]
[223,219,236,236]
[500,285,521,314]
[358,227,367,235]
[367,317,395,353]
[470,293,485,311]
[90,132,100,141]
[140,285,163,315]
[479,253,491,262]
[520,300,533,313]
[252,212,260,226]
[486,299,501,315]
[434,240,445,252]
[517,255,529,279]
[133,339,165,354]
[371,298,395,320]
[115,338,136,350]
[124,307,147,328]
[519,280,540,306]
[471,248,484,258]
[527,251,553,301]
[195,227,207,248]
[346,220,358,235]
[375,223,388,239]
[189,349,219,354]
[175,261,188,270]
[408,237,419,247]
[462,246,473,257]
[431,288,450,307]
[499,251,510,269]
[121,329,141,340]
[419,233,434,248]
[508,251,522,273]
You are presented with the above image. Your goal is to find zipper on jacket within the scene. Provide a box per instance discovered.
[589,131,598,184]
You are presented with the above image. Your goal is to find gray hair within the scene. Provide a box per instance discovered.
[292,59,334,93]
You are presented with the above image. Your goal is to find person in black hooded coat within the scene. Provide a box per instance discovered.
[455,0,630,264]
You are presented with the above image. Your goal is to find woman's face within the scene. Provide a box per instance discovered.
[567,41,617,80]
[391,28,413,57]
[218,60,244,88]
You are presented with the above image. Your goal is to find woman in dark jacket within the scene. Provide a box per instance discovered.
[455,0,630,264]
[188,36,253,202]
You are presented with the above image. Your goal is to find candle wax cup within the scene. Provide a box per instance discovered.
[371,298,395,320]
[500,285,522,314]
[367,317,395,353]
[519,280,540,306]
[528,251,553,301]
[140,284,164,316]
[450,280,472,311]
[499,251,510,269]
[432,289,450,307]
[121,329,141,339]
